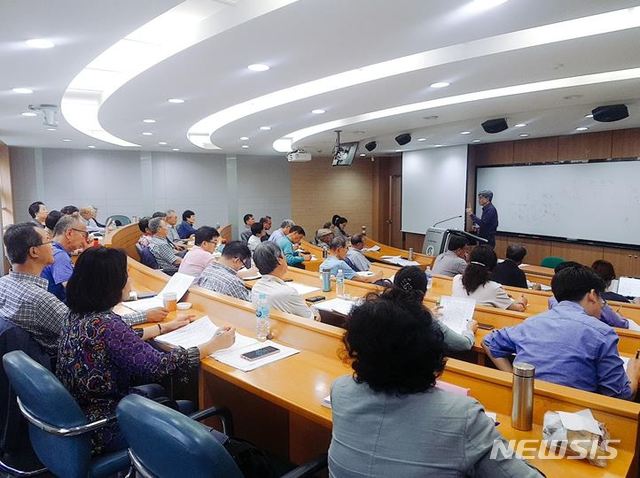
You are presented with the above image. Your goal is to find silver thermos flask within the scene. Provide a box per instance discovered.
[511,362,535,431]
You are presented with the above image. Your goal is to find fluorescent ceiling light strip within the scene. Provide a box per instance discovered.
[61,0,299,146]
[274,67,640,151]
[188,6,640,149]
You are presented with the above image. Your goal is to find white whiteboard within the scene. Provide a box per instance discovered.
[476,161,640,246]
[402,146,467,234]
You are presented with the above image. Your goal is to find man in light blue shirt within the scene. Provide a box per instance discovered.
[277,225,310,268]
[320,237,381,284]
[483,265,640,400]
[345,234,371,272]
[269,219,294,244]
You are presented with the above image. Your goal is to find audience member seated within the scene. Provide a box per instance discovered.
[177,209,197,239]
[197,241,251,301]
[277,225,310,268]
[165,209,183,244]
[136,216,152,247]
[88,205,105,227]
[394,266,477,353]
[178,226,219,278]
[432,235,469,277]
[320,238,382,284]
[331,215,349,241]
[251,242,317,319]
[483,265,640,400]
[56,247,235,454]
[259,216,272,241]
[41,215,89,301]
[269,219,294,244]
[28,200,48,228]
[60,205,79,215]
[45,209,62,234]
[314,228,334,248]
[79,206,104,233]
[452,245,527,311]
[239,213,255,243]
[491,244,528,289]
[592,259,630,303]
[148,217,182,274]
[248,221,266,253]
[329,288,542,477]
[345,234,371,272]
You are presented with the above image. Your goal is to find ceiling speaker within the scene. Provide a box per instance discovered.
[365,141,377,151]
[481,118,508,134]
[395,133,411,145]
[592,104,629,122]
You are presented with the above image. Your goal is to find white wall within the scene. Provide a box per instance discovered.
[10,147,291,232]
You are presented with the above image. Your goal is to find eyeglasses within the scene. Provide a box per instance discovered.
[35,240,54,247]
[599,297,607,307]
[71,228,89,239]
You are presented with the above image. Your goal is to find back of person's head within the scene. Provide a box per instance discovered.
[447,235,468,252]
[221,240,251,262]
[332,215,347,228]
[343,289,445,396]
[79,206,93,217]
[28,201,44,219]
[53,214,82,237]
[60,205,79,215]
[393,266,427,302]
[4,223,44,264]
[138,216,150,234]
[280,219,294,229]
[461,245,497,293]
[194,226,219,246]
[148,217,164,234]
[591,260,616,287]
[506,244,527,263]
[552,265,605,303]
[243,213,253,225]
[289,225,305,236]
[259,216,270,225]
[250,222,264,236]
[350,234,365,246]
[322,221,332,229]
[329,237,347,251]
[554,260,582,273]
[45,210,63,231]
[252,241,283,275]
[478,190,493,201]
[151,211,166,218]
[182,210,195,221]
[66,247,128,314]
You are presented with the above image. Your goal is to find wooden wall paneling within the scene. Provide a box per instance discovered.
[465,145,477,230]
[549,242,603,266]
[611,128,640,158]
[403,232,425,252]
[0,142,14,227]
[512,137,558,164]
[603,248,636,278]
[500,236,552,266]
[557,131,612,160]
[494,237,509,256]
[473,141,514,166]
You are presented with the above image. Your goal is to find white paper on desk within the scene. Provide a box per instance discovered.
[439,296,476,335]
[213,340,299,372]
[380,256,420,267]
[122,296,163,312]
[356,271,375,277]
[314,298,356,316]
[518,263,530,269]
[617,277,640,298]
[155,317,258,353]
[621,356,630,371]
[363,245,381,252]
[288,282,320,295]
[125,272,195,312]
[557,409,602,436]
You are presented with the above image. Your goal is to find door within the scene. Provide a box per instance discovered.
[388,175,402,248]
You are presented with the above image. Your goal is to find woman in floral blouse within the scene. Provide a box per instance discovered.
[56,247,235,454]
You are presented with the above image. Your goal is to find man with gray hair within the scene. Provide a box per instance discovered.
[165,209,181,243]
[268,219,295,244]
[466,189,498,248]
[251,242,317,320]
[148,217,182,274]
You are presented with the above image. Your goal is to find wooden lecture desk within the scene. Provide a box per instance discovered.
[362,237,434,270]
[125,258,640,477]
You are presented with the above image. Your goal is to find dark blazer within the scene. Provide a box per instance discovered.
[471,203,498,247]
[491,259,528,289]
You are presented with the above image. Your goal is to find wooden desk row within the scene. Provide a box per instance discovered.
[125,258,640,477]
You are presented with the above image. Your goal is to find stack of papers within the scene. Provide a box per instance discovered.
[124,272,195,312]
[215,340,300,372]
[313,298,357,316]
[355,271,375,277]
[363,245,381,252]
[439,296,476,335]
[617,277,640,298]
[557,409,602,436]
[380,256,420,267]
[288,282,320,295]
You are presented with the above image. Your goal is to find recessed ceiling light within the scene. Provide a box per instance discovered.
[395,149,403,153]
[26,38,55,49]
[21,112,37,117]
[143,119,156,123]
[46,128,56,131]
[471,139,481,143]
[519,133,530,137]
[576,126,589,131]
[585,113,594,118]
[460,131,471,135]
[172,148,180,151]
[12,87,33,94]
[359,153,366,157]
[312,109,326,114]
[88,145,96,149]
[240,136,249,141]
[142,132,153,136]
[241,145,249,149]
[417,138,427,142]
[430,82,450,88]
[514,123,527,128]
[433,144,444,147]
[158,141,167,145]
[62,139,72,142]
[248,64,270,72]
[168,98,184,104]
[259,126,271,131]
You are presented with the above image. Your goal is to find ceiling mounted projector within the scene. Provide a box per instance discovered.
[286,149,311,162]
[365,141,377,151]
[395,133,411,145]
[592,104,629,122]
[481,118,508,134]
[28,104,58,127]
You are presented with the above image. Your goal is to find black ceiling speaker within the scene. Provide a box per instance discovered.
[395,133,411,145]
[481,118,508,134]
[592,104,629,122]
[365,141,377,151]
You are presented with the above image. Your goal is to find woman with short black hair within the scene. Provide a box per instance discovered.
[329,289,542,477]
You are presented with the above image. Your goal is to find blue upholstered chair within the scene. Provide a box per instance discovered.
[2,351,130,478]
[540,256,565,269]
[117,394,327,478]
[105,215,131,226]
[136,244,160,269]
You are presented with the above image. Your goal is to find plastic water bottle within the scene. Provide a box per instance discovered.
[336,269,345,298]
[256,292,270,341]
[425,266,433,292]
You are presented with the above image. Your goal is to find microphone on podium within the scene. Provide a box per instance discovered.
[432,215,463,227]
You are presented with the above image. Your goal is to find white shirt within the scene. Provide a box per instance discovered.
[247,234,262,253]
[451,274,514,309]
[250,275,314,319]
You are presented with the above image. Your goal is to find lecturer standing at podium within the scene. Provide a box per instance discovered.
[466,190,498,248]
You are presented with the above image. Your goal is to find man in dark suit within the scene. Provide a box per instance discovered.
[491,244,528,289]
[466,190,498,248]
